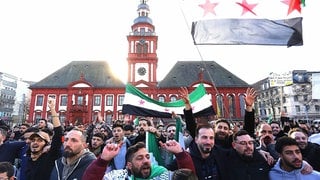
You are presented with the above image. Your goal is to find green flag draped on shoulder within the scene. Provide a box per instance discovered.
[122,83,215,118]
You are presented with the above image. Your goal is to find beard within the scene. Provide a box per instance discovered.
[63,147,81,158]
[215,132,228,140]
[199,144,212,154]
[131,163,151,178]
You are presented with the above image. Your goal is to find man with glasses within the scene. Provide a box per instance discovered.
[227,129,271,180]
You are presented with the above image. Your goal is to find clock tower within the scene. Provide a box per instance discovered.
[127,0,158,87]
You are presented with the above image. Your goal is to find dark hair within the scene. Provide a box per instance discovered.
[138,118,152,126]
[0,161,14,178]
[173,168,198,180]
[123,124,134,131]
[42,127,54,137]
[21,123,31,128]
[270,121,281,126]
[215,119,231,129]
[232,129,250,142]
[0,127,8,137]
[165,123,176,131]
[125,142,146,163]
[92,132,105,141]
[275,136,299,153]
[24,127,39,134]
[112,123,124,130]
[195,124,213,137]
[39,119,48,125]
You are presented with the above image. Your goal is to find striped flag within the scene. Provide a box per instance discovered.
[181,0,304,47]
[146,131,165,166]
[122,83,215,118]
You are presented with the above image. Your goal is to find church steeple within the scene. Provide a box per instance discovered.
[127,0,158,87]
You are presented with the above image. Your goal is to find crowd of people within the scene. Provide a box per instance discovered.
[0,87,320,180]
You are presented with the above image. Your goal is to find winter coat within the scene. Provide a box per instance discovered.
[50,149,96,180]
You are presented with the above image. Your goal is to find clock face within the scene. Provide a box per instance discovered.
[137,67,146,76]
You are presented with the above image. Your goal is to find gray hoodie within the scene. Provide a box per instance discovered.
[269,159,320,180]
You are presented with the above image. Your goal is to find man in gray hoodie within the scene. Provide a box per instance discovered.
[269,137,320,180]
[50,128,96,180]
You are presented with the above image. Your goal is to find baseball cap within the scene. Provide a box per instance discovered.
[29,131,51,144]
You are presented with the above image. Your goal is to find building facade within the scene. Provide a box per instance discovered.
[27,1,249,126]
[253,70,320,123]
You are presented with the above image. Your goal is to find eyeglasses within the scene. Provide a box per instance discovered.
[235,140,255,146]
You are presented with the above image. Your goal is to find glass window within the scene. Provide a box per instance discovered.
[118,95,124,106]
[60,95,67,106]
[93,95,101,106]
[158,96,165,102]
[77,96,83,105]
[36,95,44,106]
[170,96,177,102]
[106,95,113,106]
[295,105,301,112]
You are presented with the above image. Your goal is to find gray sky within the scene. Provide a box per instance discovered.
[0,0,319,84]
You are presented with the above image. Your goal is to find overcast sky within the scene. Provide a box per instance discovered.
[0,0,319,84]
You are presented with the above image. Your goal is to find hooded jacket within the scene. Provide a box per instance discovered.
[269,159,320,180]
[50,149,96,180]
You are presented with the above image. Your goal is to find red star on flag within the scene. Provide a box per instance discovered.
[164,108,170,112]
[236,0,258,16]
[282,0,301,15]
[198,0,219,16]
[138,99,145,105]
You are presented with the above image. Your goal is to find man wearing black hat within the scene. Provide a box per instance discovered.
[24,98,63,180]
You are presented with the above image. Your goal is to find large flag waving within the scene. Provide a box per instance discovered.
[122,83,215,118]
[182,0,304,47]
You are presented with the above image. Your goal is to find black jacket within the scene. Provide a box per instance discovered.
[25,126,63,180]
[225,149,271,180]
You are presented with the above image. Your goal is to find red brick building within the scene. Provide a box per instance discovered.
[28,1,249,126]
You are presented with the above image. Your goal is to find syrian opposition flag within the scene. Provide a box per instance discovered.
[181,0,304,47]
[122,83,215,118]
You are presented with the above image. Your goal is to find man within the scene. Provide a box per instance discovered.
[269,136,320,179]
[214,119,233,149]
[123,124,137,144]
[82,140,195,179]
[88,132,105,157]
[25,98,63,180]
[227,130,271,180]
[255,122,279,159]
[105,123,131,172]
[270,121,287,141]
[37,119,48,130]
[0,161,15,180]
[288,127,320,171]
[17,127,39,180]
[133,117,163,145]
[0,126,25,164]
[214,87,257,149]
[50,128,96,180]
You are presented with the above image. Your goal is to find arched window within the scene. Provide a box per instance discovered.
[239,94,246,117]
[158,95,165,102]
[227,94,236,118]
[216,94,224,118]
[170,95,177,102]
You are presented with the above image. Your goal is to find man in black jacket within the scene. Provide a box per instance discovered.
[227,130,271,180]
[25,98,63,180]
